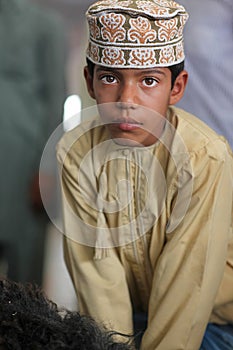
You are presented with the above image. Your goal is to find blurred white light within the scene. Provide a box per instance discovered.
[63,94,82,131]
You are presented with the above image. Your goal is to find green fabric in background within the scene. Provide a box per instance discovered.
[0,0,66,284]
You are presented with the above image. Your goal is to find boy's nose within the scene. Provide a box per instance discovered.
[118,82,138,107]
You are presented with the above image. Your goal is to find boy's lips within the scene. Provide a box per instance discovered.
[111,118,143,131]
[118,122,141,131]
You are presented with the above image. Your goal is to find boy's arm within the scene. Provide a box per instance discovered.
[63,237,133,335]
[141,141,233,350]
[57,142,133,336]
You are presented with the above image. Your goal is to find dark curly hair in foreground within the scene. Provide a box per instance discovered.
[0,280,133,350]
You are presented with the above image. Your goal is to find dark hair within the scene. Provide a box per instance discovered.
[86,58,184,89]
[168,61,185,88]
[86,58,95,78]
[0,279,133,350]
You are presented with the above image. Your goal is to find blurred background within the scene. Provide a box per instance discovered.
[32,0,94,109]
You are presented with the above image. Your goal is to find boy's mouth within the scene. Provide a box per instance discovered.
[118,122,142,131]
[111,118,143,131]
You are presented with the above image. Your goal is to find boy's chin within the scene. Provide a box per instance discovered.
[111,136,148,148]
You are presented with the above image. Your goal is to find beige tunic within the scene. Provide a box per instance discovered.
[57,106,233,350]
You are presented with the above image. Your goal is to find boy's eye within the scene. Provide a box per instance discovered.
[142,77,158,87]
[100,75,117,84]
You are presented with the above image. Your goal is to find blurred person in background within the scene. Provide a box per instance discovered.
[177,0,233,149]
[0,0,66,285]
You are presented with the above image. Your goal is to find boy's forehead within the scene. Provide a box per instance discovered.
[95,64,169,76]
[86,0,188,69]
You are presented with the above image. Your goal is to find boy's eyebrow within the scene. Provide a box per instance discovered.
[95,66,166,76]
[135,69,166,76]
[96,66,113,73]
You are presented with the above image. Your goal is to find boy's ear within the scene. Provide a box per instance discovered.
[169,70,188,105]
[84,66,96,99]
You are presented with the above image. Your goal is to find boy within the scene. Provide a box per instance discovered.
[57,1,233,349]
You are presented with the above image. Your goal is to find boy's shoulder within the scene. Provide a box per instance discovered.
[169,106,232,160]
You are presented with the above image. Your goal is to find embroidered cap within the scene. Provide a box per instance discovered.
[86,0,189,68]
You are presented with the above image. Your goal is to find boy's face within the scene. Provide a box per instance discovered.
[84,65,187,147]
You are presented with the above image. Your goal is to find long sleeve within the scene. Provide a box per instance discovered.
[63,238,134,335]
[57,132,134,335]
[141,139,233,350]
[60,167,133,335]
